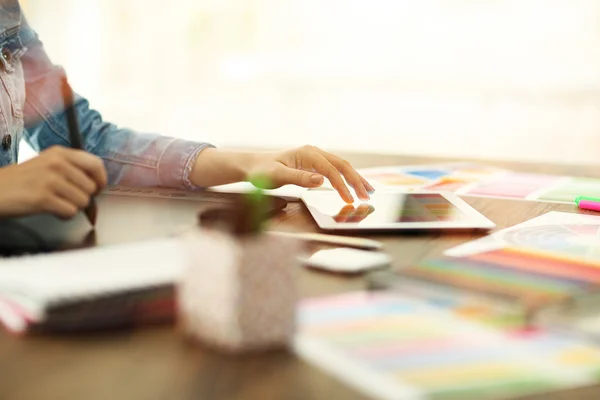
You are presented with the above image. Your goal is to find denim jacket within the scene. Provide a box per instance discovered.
[0,1,213,189]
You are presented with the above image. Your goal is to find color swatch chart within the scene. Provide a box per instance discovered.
[433,211,600,333]
[447,212,600,263]
[402,247,600,322]
[295,291,600,400]
[357,163,506,192]
[357,163,600,204]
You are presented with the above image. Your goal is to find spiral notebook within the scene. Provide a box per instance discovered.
[0,239,185,333]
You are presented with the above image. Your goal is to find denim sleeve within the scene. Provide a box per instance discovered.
[18,18,214,189]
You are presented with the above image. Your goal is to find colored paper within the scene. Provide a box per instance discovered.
[439,212,600,317]
[536,178,600,203]
[354,163,600,205]
[447,211,600,262]
[439,211,600,334]
[463,173,563,199]
[404,169,449,180]
[361,172,427,186]
[452,166,506,177]
[297,212,600,400]
[356,163,507,191]
[296,291,600,400]
[401,247,600,321]
[423,178,473,191]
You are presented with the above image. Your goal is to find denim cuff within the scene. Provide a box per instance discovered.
[157,139,215,190]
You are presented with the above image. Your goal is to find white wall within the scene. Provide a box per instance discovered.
[21,0,600,164]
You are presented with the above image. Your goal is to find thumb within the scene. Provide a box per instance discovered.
[274,166,324,188]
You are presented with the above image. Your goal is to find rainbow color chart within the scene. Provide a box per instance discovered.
[388,212,600,327]
[447,212,600,262]
[357,164,600,204]
[297,213,600,399]
[400,247,600,323]
[417,211,600,332]
[295,292,600,400]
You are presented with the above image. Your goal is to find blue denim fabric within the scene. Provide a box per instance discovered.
[0,1,213,189]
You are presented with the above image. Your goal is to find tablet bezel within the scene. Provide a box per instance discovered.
[301,190,495,231]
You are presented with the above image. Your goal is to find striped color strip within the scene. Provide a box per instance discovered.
[419,258,585,293]
[471,248,600,283]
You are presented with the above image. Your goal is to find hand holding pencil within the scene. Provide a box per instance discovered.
[0,75,106,220]
[60,75,101,226]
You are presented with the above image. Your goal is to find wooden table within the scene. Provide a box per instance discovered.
[1,153,600,400]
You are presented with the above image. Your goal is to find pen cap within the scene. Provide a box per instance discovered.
[575,196,600,205]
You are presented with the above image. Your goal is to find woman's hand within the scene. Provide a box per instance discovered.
[0,146,107,218]
[191,146,374,203]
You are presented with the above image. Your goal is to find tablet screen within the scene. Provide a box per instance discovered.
[311,193,469,224]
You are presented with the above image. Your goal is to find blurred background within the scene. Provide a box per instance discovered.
[19,0,600,164]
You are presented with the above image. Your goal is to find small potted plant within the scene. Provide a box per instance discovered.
[178,177,301,353]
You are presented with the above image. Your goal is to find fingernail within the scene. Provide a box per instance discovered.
[311,174,323,184]
[367,189,375,194]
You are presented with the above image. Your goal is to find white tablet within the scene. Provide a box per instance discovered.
[301,191,495,231]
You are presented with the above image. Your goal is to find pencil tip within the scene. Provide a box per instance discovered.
[86,202,98,227]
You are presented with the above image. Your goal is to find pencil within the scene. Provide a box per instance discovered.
[60,76,97,226]
[268,231,383,250]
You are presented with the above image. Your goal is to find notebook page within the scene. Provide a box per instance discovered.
[0,238,186,316]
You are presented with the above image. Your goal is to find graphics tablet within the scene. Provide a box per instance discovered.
[301,191,495,231]
[0,188,288,256]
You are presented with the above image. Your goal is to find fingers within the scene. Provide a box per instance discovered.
[315,151,371,201]
[62,148,108,189]
[360,175,376,194]
[333,204,374,223]
[272,165,324,188]
[334,205,355,222]
[43,195,79,219]
[351,204,375,222]
[52,177,92,209]
[306,153,354,203]
[294,145,373,202]
[38,147,101,218]
[63,163,98,195]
